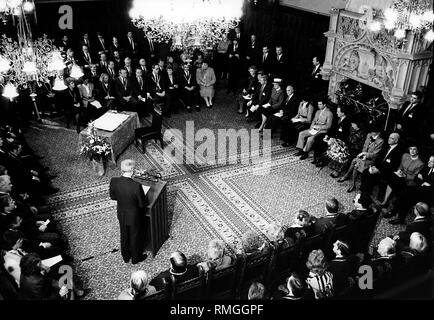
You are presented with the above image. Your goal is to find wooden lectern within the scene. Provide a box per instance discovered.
[133,178,168,258]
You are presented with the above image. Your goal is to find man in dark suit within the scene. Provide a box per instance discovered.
[394,202,432,245]
[244,34,260,68]
[247,73,272,122]
[132,68,148,117]
[395,91,424,141]
[360,132,403,197]
[109,159,148,264]
[313,197,348,234]
[79,45,94,71]
[97,52,109,76]
[142,30,156,64]
[95,32,109,56]
[312,105,352,165]
[179,62,200,112]
[106,60,117,81]
[273,46,289,80]
[125,31,139,61]
[227,39,242,95]
[280,85,301,146]
[147,64,167,113]
[346,193,374,221]
[80,33,93,56]
[165,65,180,116]
[114,68,137,111]
[260,46,274,75]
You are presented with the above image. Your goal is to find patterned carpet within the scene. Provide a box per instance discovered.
[23,87,407,299]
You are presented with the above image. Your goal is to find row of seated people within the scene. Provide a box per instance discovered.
[114,195,432,300]
[238,72,433,227]
[33,55,221,133]
[0,122,86,300]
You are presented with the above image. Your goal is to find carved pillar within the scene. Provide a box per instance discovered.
[322,8,340,81]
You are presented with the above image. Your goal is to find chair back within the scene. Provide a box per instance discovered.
[171,266,205,300]
[139,278,169,300]
[206,261,239,300]
[236,247,273,298]
[269,242,301,287]
[352,212,380,253]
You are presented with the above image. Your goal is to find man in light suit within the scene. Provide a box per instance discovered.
[109,159,148,264]
[296,99,333,160]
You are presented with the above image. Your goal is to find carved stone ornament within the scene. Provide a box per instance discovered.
[334,44,396,92]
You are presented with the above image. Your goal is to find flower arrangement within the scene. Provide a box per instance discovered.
[79,124,112,162]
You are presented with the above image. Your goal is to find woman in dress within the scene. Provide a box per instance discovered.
[327,119,366,178]
[196,60,216,108]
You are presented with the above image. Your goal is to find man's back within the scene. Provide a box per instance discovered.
[109,176,147,226]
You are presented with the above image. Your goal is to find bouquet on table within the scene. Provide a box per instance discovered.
[79,123,112,162]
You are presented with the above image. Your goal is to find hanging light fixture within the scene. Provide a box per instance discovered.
[130,0,243,51]
[2,82,19,100]
[383,0,434,40]
[52,77,67,91]
[70,65,84,79]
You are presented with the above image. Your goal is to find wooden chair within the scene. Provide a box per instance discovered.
[352,212,380,254]
[205,260,240,300]
[236,247,273,299]
[170,265,205,300]
[139,278,169,300]
[268,241,301,289]
[135,110,164,153]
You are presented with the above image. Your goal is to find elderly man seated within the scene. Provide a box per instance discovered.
[295,98,333,160]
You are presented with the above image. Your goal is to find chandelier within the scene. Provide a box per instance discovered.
[382,0,434,40]
[129,0,243,51]
[0,0,66,104]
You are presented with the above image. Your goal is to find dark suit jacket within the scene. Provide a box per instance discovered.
[95,38,109,55]
[398,217,432,244]
[125,36,139,57]
[244,41,261,66]
[96,81,115,104]
[373,144,403,177]
[149,265,199,291]
[227,44,242,70]
[114,77,133,100]
[142,37,156,60]
[63,87,82,112]
[397,101,424,138]
[330,116,352,143]
[273,53,288,78]
[241,74,258,95]
[313,213,348,234]
[19,273,60,300]
[109,176,148,226]
[252,82,272,106]
[260,53,274,74]
[178,69,197,90]
[282,94,299,119]
[347,208,375,221]
[147,73,167,100]
[132,76,147,99]
[79,52,95,68]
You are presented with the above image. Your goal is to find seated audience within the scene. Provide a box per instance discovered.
[241,231,267,257]
[367,237,404,280]
[118,270,156,300]
[256,78,284,132]
[281,94,313,147]
[305,249,334,299]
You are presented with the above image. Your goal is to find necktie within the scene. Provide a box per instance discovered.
[403,103,414,116]
[263,54,266,63]
[149,39,153,52]
[130,38,134,50]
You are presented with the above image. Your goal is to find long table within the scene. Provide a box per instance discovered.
[79,111,140,165]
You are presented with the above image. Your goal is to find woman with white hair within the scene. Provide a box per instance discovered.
[197,239,232,272]
[266,222,293,249]
[118,270,156,300]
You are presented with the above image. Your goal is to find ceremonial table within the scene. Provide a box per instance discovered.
[79,111,140,165]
